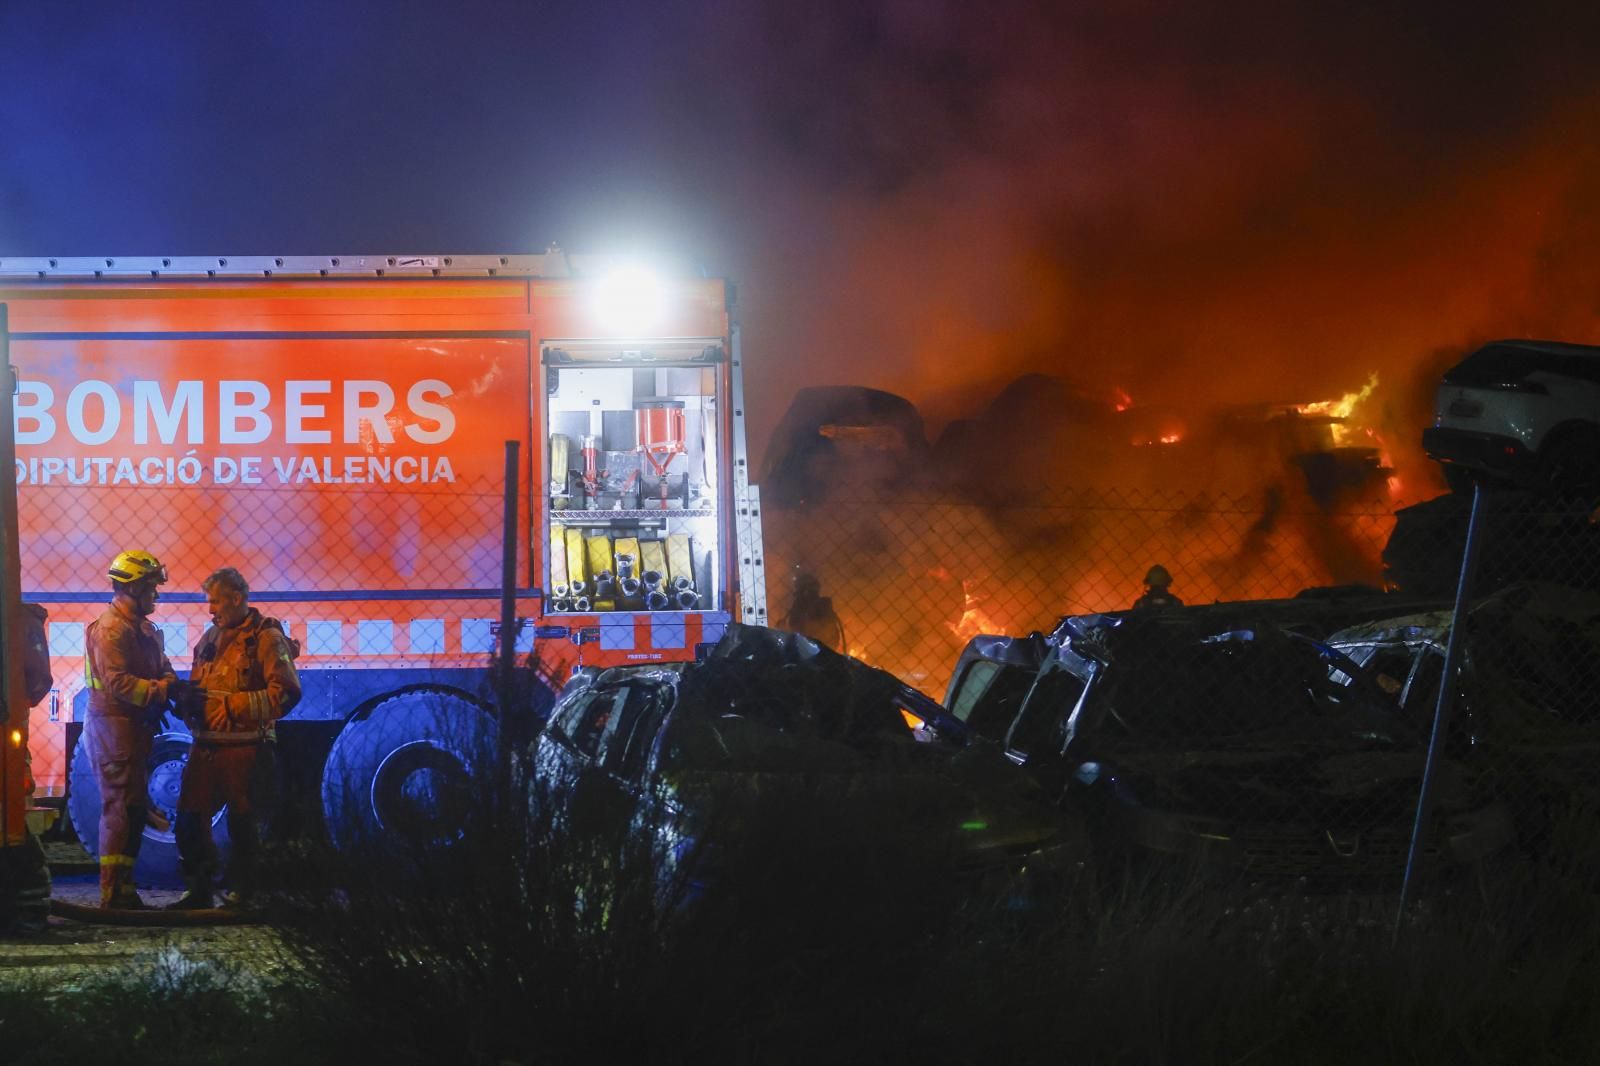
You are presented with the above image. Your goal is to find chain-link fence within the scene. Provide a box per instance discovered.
[22,471,522,801]
[765,485,1600,888]
[763,486,1400,686]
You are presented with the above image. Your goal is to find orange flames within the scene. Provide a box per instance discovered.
[947,579,1003,643]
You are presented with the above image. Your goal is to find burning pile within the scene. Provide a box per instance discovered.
[761,371,1427,684]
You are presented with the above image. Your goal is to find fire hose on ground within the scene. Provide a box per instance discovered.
[49,897,255,926]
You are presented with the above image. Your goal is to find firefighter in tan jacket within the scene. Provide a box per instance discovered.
[170,567,301,909]
[84,550,178,909]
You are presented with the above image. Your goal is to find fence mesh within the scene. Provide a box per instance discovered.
[765,485,1600,888]
[27,464,1600,890]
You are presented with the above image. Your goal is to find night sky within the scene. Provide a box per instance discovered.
[6,0,1600,467]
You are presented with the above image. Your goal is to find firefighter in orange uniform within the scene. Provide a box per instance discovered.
[170,567,300,909]
[84,550,178,909]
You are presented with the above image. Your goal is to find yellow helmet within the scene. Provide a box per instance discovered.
[108,550,168,586]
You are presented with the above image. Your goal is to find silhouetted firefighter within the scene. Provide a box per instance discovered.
[1133,564,1184,609]
[783,566,847,652]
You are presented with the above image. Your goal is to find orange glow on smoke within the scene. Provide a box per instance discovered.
[1113,387,1134,412]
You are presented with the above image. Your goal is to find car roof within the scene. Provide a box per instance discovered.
[1480,339,1600,359]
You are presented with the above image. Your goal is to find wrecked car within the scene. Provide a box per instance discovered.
[945,588,1447,747]
[953,603,1511,891]
[528,625,1075,903]
[1327,581,1600,853]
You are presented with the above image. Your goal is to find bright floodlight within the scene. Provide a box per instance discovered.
[592,264,668,335]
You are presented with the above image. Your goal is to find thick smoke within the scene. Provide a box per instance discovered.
[683,1,1600,680]
[680,1,1600,477]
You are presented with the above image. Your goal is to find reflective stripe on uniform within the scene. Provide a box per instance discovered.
[98,854,136,867]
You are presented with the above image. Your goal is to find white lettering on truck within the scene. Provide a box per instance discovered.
[66,381,120,445]
[134,380,203,445]
[15,378,460,446]
[15,381,55,445]
[285,380,332,444]
[219,381,273,444]
[404,380,455,444]
[345,381,396,444]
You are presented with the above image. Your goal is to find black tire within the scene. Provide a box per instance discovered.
[320,686,499,854]
[67,718,231,889]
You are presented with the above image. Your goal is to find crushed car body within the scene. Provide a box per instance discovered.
[1327,581,1600,849]
[950,596,1512,891]
[527,625,1076,903]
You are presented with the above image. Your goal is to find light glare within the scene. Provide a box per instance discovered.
[593,265,667,336]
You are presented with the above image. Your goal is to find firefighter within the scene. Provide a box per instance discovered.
[782,565,846,653]
[169,568,301,910]
[84,550,178,909]
[1133,564,1184,609]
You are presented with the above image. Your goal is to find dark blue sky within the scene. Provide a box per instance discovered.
[0,2,736,258]
[5,1,1600,455]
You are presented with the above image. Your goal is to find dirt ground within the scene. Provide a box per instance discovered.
[0,843,284,987]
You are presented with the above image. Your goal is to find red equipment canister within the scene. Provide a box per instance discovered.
[635,400,686,478]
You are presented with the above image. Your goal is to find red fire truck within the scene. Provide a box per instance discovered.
[0,304,53,928]
[0,253,768,883]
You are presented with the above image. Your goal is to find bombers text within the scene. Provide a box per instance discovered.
[14,378,457,446]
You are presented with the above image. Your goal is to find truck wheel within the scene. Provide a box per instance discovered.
[320,687,499,854]
[67,719,231,889]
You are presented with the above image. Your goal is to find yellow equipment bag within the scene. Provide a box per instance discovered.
[565,528,589,586]
[665,535,693,586]
[586,534,615,580]
[549,434,570,508]
[640,539,667,580]
[550,527,569,590]
[613,536,641,575]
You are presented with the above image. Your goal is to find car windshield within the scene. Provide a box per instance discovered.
[550,680,672,778]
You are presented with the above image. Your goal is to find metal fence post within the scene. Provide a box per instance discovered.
[497,440,523,767]
[1396,481,1489,932]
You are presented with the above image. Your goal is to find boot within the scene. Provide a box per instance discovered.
[167,879,214,911]
[169,811,215,910]
[99,862,148,910]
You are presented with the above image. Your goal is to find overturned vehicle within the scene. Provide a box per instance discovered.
[947,598,1512,891]
[527,625,1076,903]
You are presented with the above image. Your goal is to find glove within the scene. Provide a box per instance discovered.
[169,680,209,725]
[203,695,232,733]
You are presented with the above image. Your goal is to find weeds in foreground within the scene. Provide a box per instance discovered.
[8,794,1600,1065]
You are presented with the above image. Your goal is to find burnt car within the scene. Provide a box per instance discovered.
[944,589,1447,747]
[953,603,1511,891]
[1327,582,1600,852]
[528,625,1074,903]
